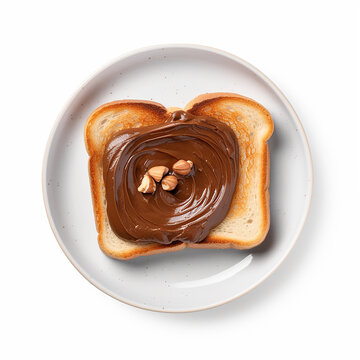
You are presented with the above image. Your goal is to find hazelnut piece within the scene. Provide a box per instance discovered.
[161,175,178,191]
[137,174,156,193]
[172,159,193,176]
[148,166,169,182]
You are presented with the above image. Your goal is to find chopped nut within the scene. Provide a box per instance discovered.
[161,175,178,191]
[172,159,193,175]
[137,174,156,193]
[148,166,169,182]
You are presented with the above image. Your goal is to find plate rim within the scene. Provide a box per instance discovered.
[42,43,314,313]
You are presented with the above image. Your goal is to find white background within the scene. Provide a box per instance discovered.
[1,1,359,359]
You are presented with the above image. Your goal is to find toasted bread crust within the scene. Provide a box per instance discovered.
[98,235,186,260]
[85,94,273,259]
[185,92,274,140]
[85,100,168,155]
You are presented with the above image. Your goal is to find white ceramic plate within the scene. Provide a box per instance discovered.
[43,44,313,312]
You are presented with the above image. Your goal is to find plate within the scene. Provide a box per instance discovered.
[43,44,313,312]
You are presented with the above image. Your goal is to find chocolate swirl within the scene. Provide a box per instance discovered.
[103,111,239,244]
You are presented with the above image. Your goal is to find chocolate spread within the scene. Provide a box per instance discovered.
[103,111,239,244]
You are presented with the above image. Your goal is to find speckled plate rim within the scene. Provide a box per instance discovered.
[42,43,313,313]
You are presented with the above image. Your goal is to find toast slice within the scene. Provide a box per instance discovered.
[85,93,273,259]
